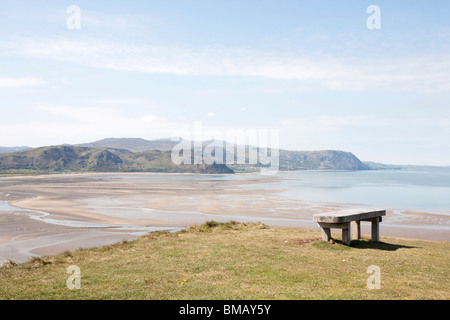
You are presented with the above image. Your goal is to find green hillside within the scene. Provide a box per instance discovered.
[280,150,370,170]
[0,146,234,174]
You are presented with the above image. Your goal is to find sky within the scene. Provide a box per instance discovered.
[0,0,449,165]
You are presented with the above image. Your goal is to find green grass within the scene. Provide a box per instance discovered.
[0,221,449,300]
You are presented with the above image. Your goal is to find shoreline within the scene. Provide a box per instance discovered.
[1,199,448,268]
[7,197,449,240]
[6,199,449,241]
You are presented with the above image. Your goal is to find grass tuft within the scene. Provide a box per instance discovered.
[29,257,53,267]
[1,259,18,269]
[189,220,269,233]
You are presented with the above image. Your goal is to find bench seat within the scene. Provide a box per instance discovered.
[313,209,386,245]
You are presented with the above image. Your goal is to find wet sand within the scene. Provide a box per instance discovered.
[0,172,448,264]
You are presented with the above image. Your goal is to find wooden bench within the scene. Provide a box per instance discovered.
[313,209,386,245]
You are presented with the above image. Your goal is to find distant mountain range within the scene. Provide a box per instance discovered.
[76,138,177,152]
[0,146,31,154]
[362,161,450,171]
[0,137,445,174]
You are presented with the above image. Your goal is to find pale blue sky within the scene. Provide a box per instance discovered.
[1,1,449,165]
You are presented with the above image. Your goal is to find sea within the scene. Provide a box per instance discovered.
[103,169,450,216]
[249,169,450,216]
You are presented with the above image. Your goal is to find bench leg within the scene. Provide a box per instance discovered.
[342,223,351,245]
[352,220,361,240]
[371,218,380,242]
[321,227,331,241]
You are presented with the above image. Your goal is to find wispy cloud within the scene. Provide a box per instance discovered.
[0,76,45,88]
[277,114,450,152]
[0,104,275,148]
[0,105,174,146]
[96,99,144,104]
[3,36,450,93]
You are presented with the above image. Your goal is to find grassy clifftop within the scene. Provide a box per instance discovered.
[1,222,448,300]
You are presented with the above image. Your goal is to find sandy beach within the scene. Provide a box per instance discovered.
[0,172,448,264]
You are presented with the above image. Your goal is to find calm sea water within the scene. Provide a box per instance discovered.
[248,170,450,215]
[108,169,450,215]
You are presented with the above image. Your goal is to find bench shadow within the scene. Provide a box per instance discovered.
[347,240,419,251]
